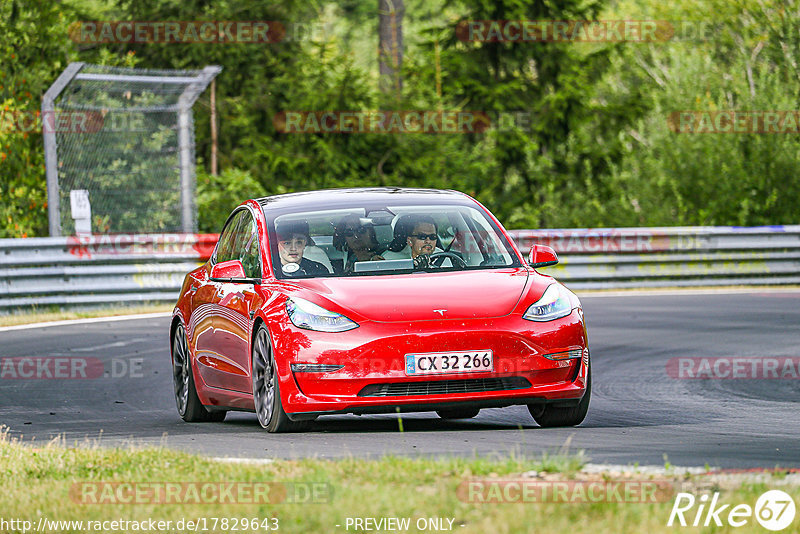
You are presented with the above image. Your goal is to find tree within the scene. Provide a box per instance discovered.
[378,0,405,95]
[433,0,647,228]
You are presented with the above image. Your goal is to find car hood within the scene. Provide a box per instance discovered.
[285,268,534,322]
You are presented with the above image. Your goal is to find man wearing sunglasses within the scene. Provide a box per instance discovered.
[382,214,450,268]
[404,215,453,269]
[406,217,439,265]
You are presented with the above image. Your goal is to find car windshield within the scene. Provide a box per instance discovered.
[266,204,520,278]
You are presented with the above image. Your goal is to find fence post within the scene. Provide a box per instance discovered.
[177,107,193,233]
[42,62,85,237]
[177,66,223,233]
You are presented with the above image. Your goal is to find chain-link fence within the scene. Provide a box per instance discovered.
[42,63,220,236]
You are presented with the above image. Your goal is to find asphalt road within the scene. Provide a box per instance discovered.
[1,291,798,468]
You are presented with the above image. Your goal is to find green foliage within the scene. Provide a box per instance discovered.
[599,0,800,226]
[1,0,799,237]
[0,0,78,237]
[0,0,137,237]
[0,86,48,238]
[196,167,268,233]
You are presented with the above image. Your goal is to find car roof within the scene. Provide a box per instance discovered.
[255,187,473,212]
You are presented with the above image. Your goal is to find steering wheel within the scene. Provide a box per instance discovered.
[429,251,468,268]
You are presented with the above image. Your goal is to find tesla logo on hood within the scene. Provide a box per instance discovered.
[433,309,447,316]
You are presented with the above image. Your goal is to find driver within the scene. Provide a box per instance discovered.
[275,220,329,277]
[407,217,439,268]
[383,215,450,268]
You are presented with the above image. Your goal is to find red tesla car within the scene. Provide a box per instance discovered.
[171,188,590,432]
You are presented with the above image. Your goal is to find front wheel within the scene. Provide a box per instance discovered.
[172,324,226,422]
[529,364,591,428]
[252,326,309,433]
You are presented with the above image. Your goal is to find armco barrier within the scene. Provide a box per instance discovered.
[0,234,217,310]
[0,226,798,311]
[508,225,800,289]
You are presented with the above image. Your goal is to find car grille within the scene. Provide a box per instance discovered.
[357,377,531,397]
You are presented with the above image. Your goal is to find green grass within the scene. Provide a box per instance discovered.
[1,430,797,533]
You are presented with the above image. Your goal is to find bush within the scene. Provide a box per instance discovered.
[196,168,267,233]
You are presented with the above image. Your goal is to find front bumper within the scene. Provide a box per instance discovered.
[276,309,590,418]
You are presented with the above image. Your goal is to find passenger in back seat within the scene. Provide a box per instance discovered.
[333,214,385,273]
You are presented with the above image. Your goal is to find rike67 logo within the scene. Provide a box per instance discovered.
[668,490,796,531]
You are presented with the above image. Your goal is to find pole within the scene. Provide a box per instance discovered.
[178,107,193,233]
[210,78,218,176]
[42,62,84,236]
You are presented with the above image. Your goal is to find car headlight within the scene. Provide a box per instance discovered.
[285,297,358,332]
[523,284,573,322]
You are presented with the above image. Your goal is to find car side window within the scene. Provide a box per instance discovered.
[215,210,245,264]
[238,211,262,278]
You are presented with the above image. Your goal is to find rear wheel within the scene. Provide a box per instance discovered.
[172,325,226,422]
[252,326,309,433]
[529,364,591,428]
[436,408,480,419]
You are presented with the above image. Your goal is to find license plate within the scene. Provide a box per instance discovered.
[404,350,493,376]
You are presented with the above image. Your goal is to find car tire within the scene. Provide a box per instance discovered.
[436,408,480,420]
[172,324,226,423]
[529,363,591,428]
[252,325,309,433]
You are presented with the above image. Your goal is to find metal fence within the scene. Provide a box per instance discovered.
[1,226,798,311]
[43,63,221,236]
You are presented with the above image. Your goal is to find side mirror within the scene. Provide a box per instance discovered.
[210,259,246,280]
[528,245,559,268]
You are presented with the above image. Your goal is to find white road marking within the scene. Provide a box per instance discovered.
[0,312,172,333]
[71,338,149,352]
[210,457,275,464]
[578,287,800,298]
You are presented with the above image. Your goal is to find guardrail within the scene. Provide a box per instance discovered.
[0,234,216,309]
[1,226,798,311]
[509,225,800,289]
